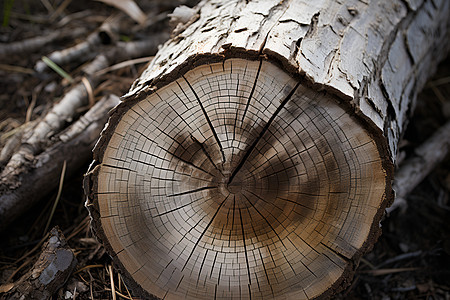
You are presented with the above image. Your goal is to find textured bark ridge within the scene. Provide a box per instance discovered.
[2,227,77,300]
[85,0,450,299]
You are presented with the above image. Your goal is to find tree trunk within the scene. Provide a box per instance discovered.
[84,0,450,299]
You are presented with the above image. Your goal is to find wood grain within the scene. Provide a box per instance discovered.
[88,59,386,299]
[84,0,450,298]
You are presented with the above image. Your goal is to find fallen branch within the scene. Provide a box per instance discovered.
[0,28,86,58]
[0,95,120,231]
[388,120,450,213]
[0,18,168,229]
[34,15,124,73]
[0,227,77,300]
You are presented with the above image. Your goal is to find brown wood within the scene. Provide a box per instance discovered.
[84,0,450,299]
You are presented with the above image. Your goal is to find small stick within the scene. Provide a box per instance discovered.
[0,28,86,57]
[359,267,420,276]
[50,0,73,21]
[39,0,55,14]
[0,64,34,74]
[376,250,422,268]
[34,15,122,73]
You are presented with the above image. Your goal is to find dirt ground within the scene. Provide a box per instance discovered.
[0,1,449,299]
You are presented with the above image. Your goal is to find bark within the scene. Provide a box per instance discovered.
[85,0,450,299]
[1,227,77,300]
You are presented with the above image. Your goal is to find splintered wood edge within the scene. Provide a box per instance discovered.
[84,50,394,300]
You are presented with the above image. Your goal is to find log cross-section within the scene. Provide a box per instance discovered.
[84,0,450,299]
[86,59,387,299]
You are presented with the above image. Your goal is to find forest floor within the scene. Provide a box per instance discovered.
[0,1,449,299]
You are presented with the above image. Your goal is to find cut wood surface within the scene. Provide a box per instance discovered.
[84,0,450,299]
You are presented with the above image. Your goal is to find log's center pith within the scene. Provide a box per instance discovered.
[227,175,243,194]
[218,173,245,196]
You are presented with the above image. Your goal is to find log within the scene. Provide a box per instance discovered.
[84,0,450,299]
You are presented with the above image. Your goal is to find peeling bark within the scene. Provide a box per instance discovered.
[127,0,449,162]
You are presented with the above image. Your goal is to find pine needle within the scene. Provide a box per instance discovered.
[108,265,117,300]
[2,0,15,27]
[74,264,104,274]
[43,160,67,234]
[119,273,133,299]
[41,56,74,83]
[0,63,34,74]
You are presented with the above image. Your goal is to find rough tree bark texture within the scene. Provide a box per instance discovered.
[2,227,77,300]
[85,0,450,299]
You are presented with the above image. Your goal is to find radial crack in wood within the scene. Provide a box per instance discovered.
[86,58,388,299]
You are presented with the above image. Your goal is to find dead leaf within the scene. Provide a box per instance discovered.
[168,5,196,24]
[96,0,146,25]
[0,283,14,293]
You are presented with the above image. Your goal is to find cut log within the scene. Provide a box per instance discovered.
[84,0,450,299]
